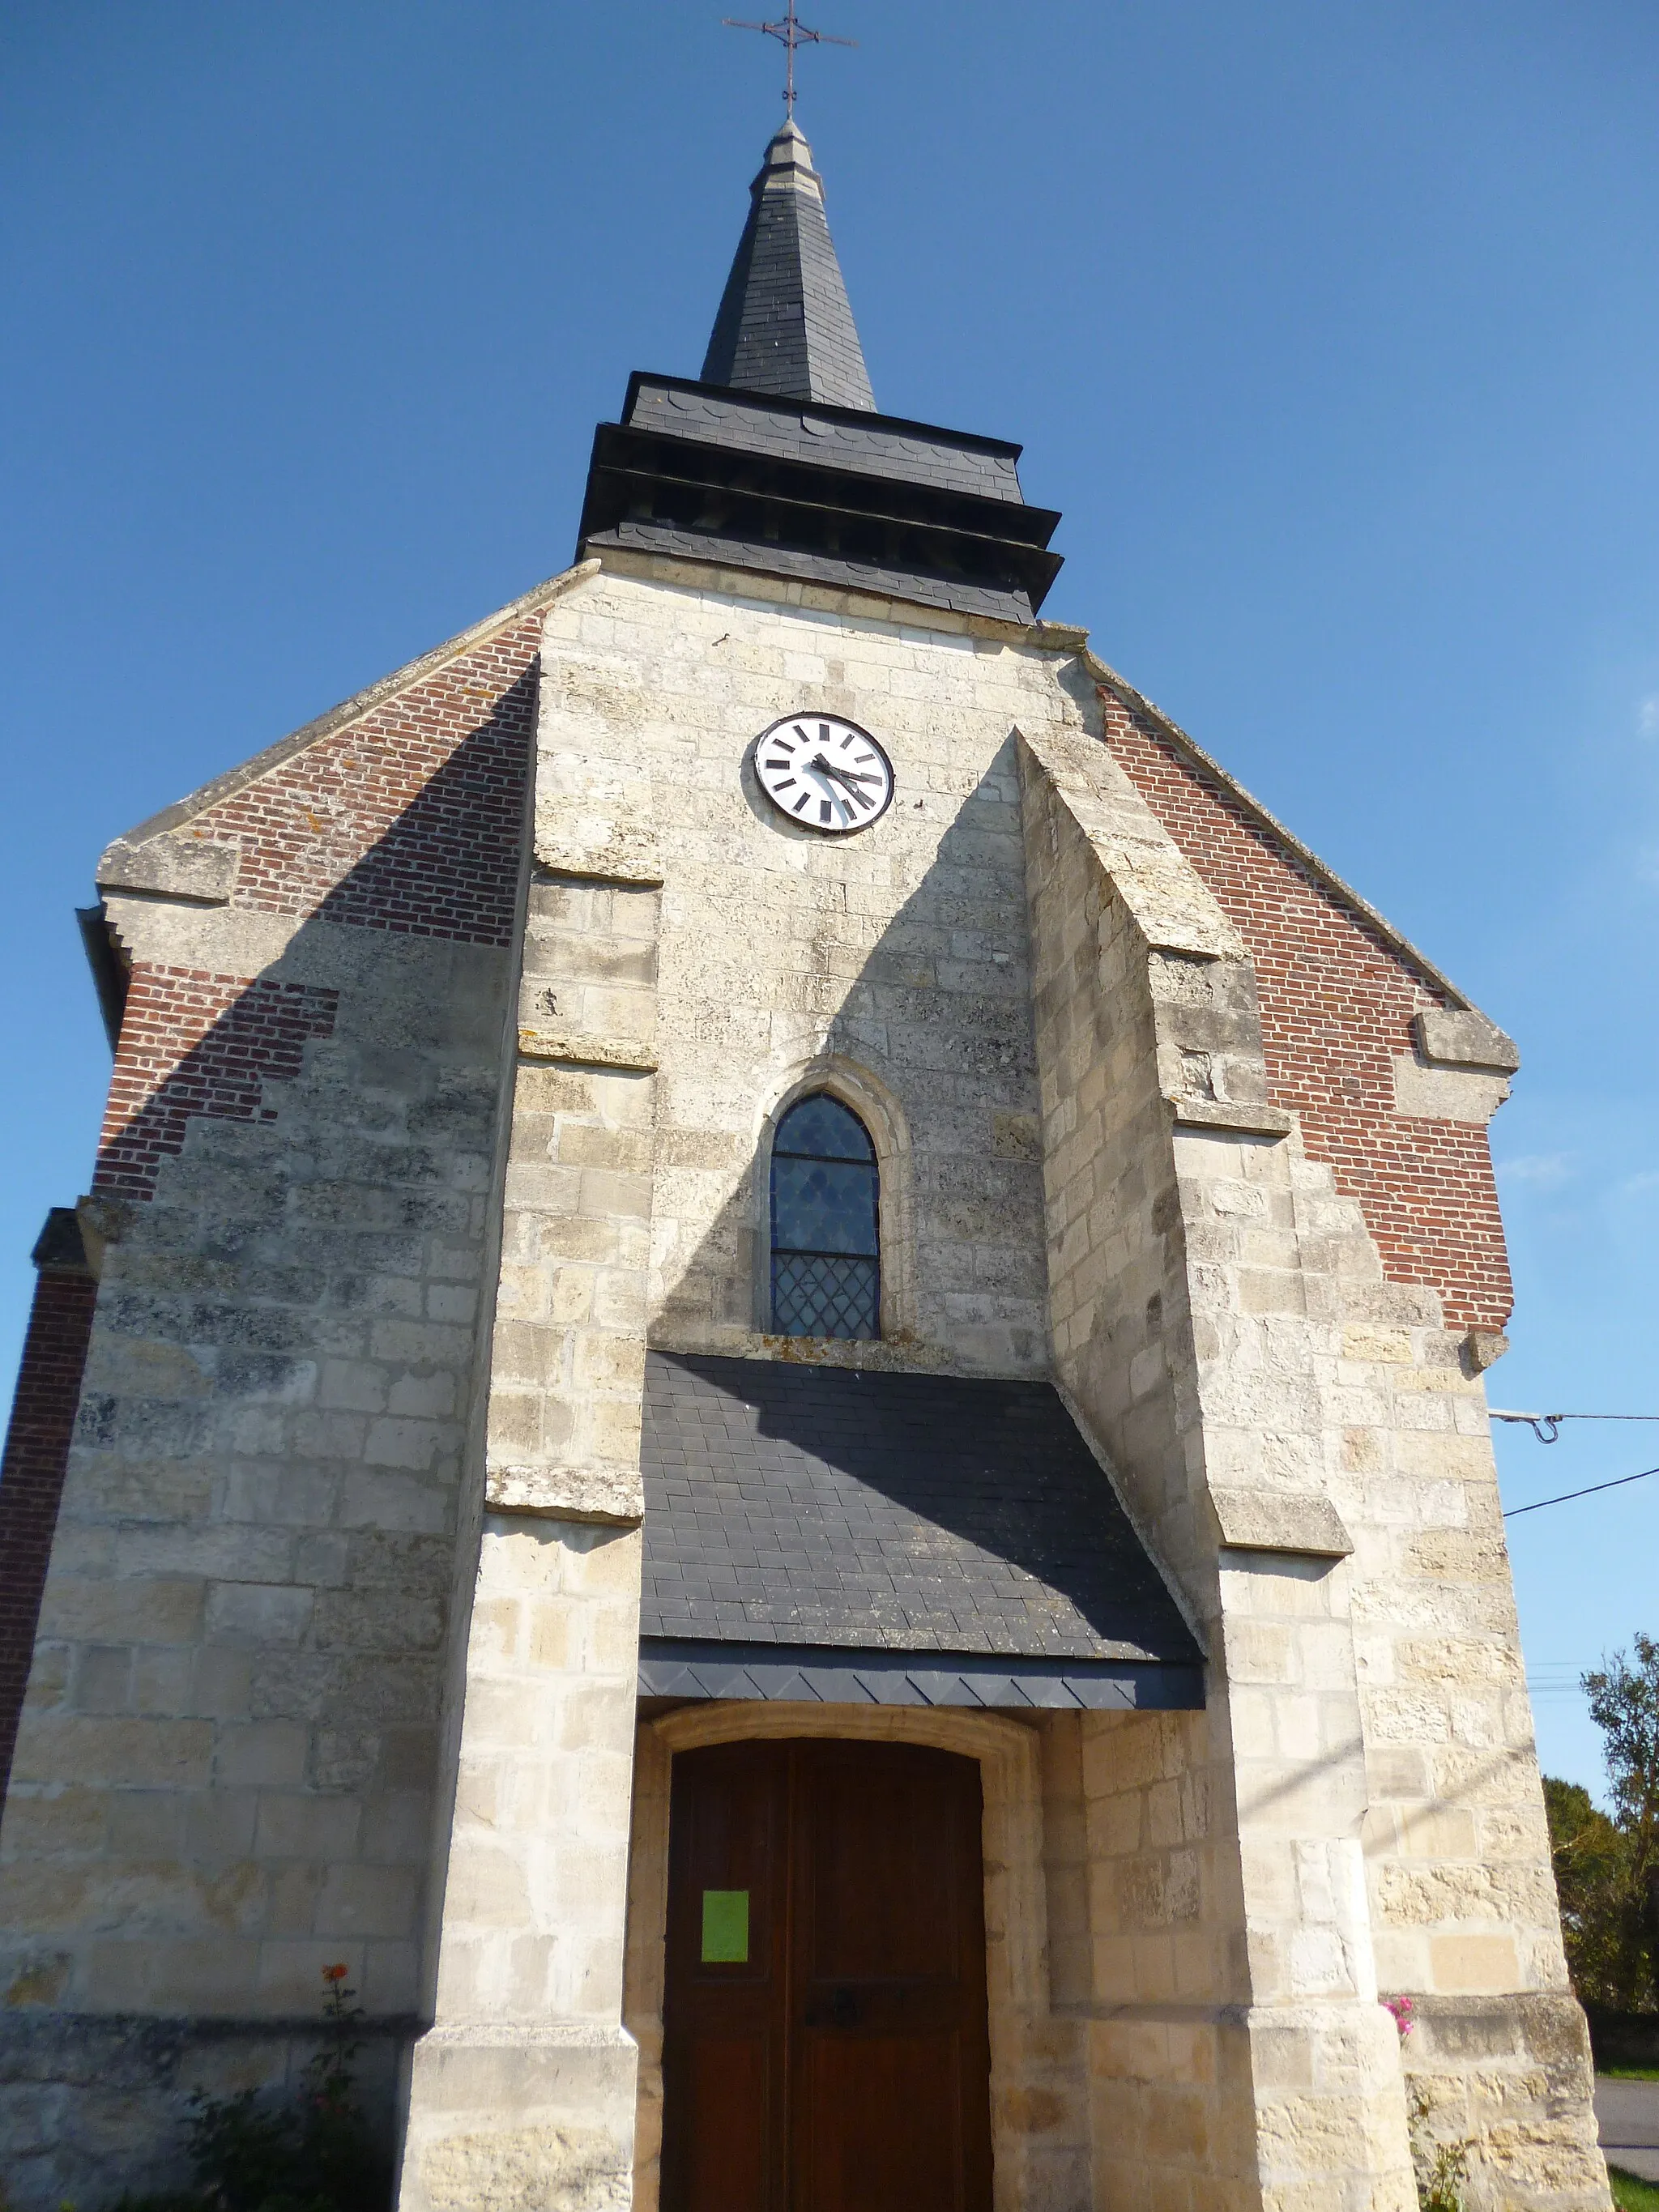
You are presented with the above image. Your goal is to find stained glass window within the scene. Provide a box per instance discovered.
[770,1093,880,1340]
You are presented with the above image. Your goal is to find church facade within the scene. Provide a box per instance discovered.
[0,118,1610,2212]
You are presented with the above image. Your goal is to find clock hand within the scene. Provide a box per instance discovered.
[809,754,879,790]
[808,758,871,816]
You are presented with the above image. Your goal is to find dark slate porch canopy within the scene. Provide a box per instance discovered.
[638,1353,1205,1711]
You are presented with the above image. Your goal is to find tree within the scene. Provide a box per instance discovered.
[1584,1633,1659,2011]
[1545,1775,1648,2010]
[1544,1633,1659,2015]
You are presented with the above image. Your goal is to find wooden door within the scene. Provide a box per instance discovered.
[661,1738,993,2212]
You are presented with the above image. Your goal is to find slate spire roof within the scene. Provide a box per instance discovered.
[576,116,1064,620]
[701,118,876,410]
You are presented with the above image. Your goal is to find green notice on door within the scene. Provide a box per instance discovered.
[701,1889,749,1963]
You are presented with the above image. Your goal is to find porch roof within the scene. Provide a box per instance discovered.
[638,1352,1205,1711]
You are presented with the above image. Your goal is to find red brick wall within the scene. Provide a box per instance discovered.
[95,616,540,1200]
[195,617,540,946]
[1099,691,1513,1332]
[0,1260,97,1805]
[94,969,339,1202]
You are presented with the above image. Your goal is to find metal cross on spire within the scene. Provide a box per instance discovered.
[722,0,855,117]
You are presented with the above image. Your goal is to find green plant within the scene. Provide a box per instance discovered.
[1585,1635,1659,2012]
[1546,1773,1654,2011]
[1406,2083,1472,2212]
[1548,1775,1640,2005]
[1542,1633,1659,2018]
[1610,2167,1659,2211]
[109,1967,390,2212]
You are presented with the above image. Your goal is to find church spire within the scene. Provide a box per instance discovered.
[701,119,876,411]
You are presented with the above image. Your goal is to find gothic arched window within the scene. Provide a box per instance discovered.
[769,1093,880,1340]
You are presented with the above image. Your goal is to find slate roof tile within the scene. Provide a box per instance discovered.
[640,1352,1201,1669]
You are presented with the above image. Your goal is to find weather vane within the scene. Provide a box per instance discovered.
[723,0,855,118]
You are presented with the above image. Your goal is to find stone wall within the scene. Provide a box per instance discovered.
[1068,1705,1258,2209]
[1076,685,1607,2203]
[1098,680,1513,1336]
[0,578,561,2211]
[1333,1284,1606,2204]
[394,557,1604,2210]
[0,910,515,2209]
[0,1223,98,1801]
[1018,717,1606,2210]
[1020,723,1401,2210]
[397,552,1110,2203]
[552,551,1085,1380]
[397,858,659,2205]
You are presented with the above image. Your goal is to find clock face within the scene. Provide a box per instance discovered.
[753,713,895,835]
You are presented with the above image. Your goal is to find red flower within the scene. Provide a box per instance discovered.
[322,1963,349,1983]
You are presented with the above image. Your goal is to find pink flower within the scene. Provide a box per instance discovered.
[1383,1995,1416,2039]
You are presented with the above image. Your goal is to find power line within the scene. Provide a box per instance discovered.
[1491,1410,1659,1445]
[1503,1463,1659,1519]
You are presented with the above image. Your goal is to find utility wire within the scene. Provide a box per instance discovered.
[1491,1409,1659,1444]
[1494,1409,1659,1513]
[1503,1463,1659,1519]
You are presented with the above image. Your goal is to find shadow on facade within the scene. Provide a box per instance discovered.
[638,728,1184,1643]
[653,733,1054,1370]
[93,677,534,1204]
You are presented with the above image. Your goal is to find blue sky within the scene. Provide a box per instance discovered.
[2,1,1656,1794]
